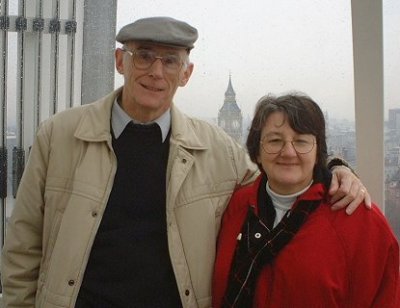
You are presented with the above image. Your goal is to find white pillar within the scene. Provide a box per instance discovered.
[351,0,384,208]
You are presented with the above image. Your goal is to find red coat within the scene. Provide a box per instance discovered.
[213,175,400,307]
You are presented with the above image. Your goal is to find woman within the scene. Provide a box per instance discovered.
[212,94,399,307]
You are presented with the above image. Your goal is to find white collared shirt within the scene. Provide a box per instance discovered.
[111,98,171,142]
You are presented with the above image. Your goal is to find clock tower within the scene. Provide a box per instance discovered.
[218,75,243,143]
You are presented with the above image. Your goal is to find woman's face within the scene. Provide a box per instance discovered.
[257,111,317,195]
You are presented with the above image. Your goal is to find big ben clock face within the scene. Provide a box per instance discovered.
[233,120,240,129]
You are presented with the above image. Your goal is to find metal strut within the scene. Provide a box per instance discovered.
[0,0,9,249]
[12,0,26,204]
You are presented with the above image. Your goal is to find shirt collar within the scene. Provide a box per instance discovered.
[111,97,171,142]
[266,180,313,211]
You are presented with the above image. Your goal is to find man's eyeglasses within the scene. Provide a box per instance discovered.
[121,47,184,72]
[260,136,316,154]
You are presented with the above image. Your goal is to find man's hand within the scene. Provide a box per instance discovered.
[329,166,372,215]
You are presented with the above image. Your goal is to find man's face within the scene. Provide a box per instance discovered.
[115,42,194,122]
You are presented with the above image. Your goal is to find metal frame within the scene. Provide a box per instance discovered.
[0,0,117,254]
[0,0,81,249]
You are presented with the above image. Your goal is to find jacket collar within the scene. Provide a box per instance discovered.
[170,104,207,151]
[248,171,330,210]
[74,88,121,142]
[74,87,208,151]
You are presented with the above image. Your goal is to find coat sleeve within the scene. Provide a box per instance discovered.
[371,237,400,307]
[1,122,50,307]
[366,206,400,307]
[339,205,400,307]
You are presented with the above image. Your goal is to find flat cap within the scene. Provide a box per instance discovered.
[116,16,198,50]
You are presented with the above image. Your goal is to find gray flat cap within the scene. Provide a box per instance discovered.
[116,16,198,49]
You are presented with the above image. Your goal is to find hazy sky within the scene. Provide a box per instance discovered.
[116,0,400,121]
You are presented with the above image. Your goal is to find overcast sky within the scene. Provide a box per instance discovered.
[116,0,400,122]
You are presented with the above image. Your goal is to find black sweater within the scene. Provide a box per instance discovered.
[76,123,181,308]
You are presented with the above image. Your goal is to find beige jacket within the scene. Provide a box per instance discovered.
[1,88,258,308]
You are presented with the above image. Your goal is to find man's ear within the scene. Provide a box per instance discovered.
[179,63,194,87]
[115,48,125,74]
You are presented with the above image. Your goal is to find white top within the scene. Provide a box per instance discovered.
[266,181,313,228]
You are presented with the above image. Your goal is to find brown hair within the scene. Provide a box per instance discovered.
[246,93,327,172]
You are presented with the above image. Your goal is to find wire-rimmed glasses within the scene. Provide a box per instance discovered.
[260,136,316,154]
[122,47,184,72]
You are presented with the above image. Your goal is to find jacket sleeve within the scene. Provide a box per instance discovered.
[371,238,400,307]
[366,207,400,307]
[340,205,400,307]
[1,122,50,307]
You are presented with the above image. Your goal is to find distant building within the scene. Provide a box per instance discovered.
[385,170,400,241]
[218,75,243,143]
[388,108,400,130]
[326,116,357,169]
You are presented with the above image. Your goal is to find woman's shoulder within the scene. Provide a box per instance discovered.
[320,202,398,249]
[223,175,263,220]
[231,175,262,204]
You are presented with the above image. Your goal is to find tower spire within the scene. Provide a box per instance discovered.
[218,74,243,144]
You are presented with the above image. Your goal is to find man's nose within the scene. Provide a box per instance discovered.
[148,58,164,76]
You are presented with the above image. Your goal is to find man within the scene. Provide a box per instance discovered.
[1,17,370,307]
